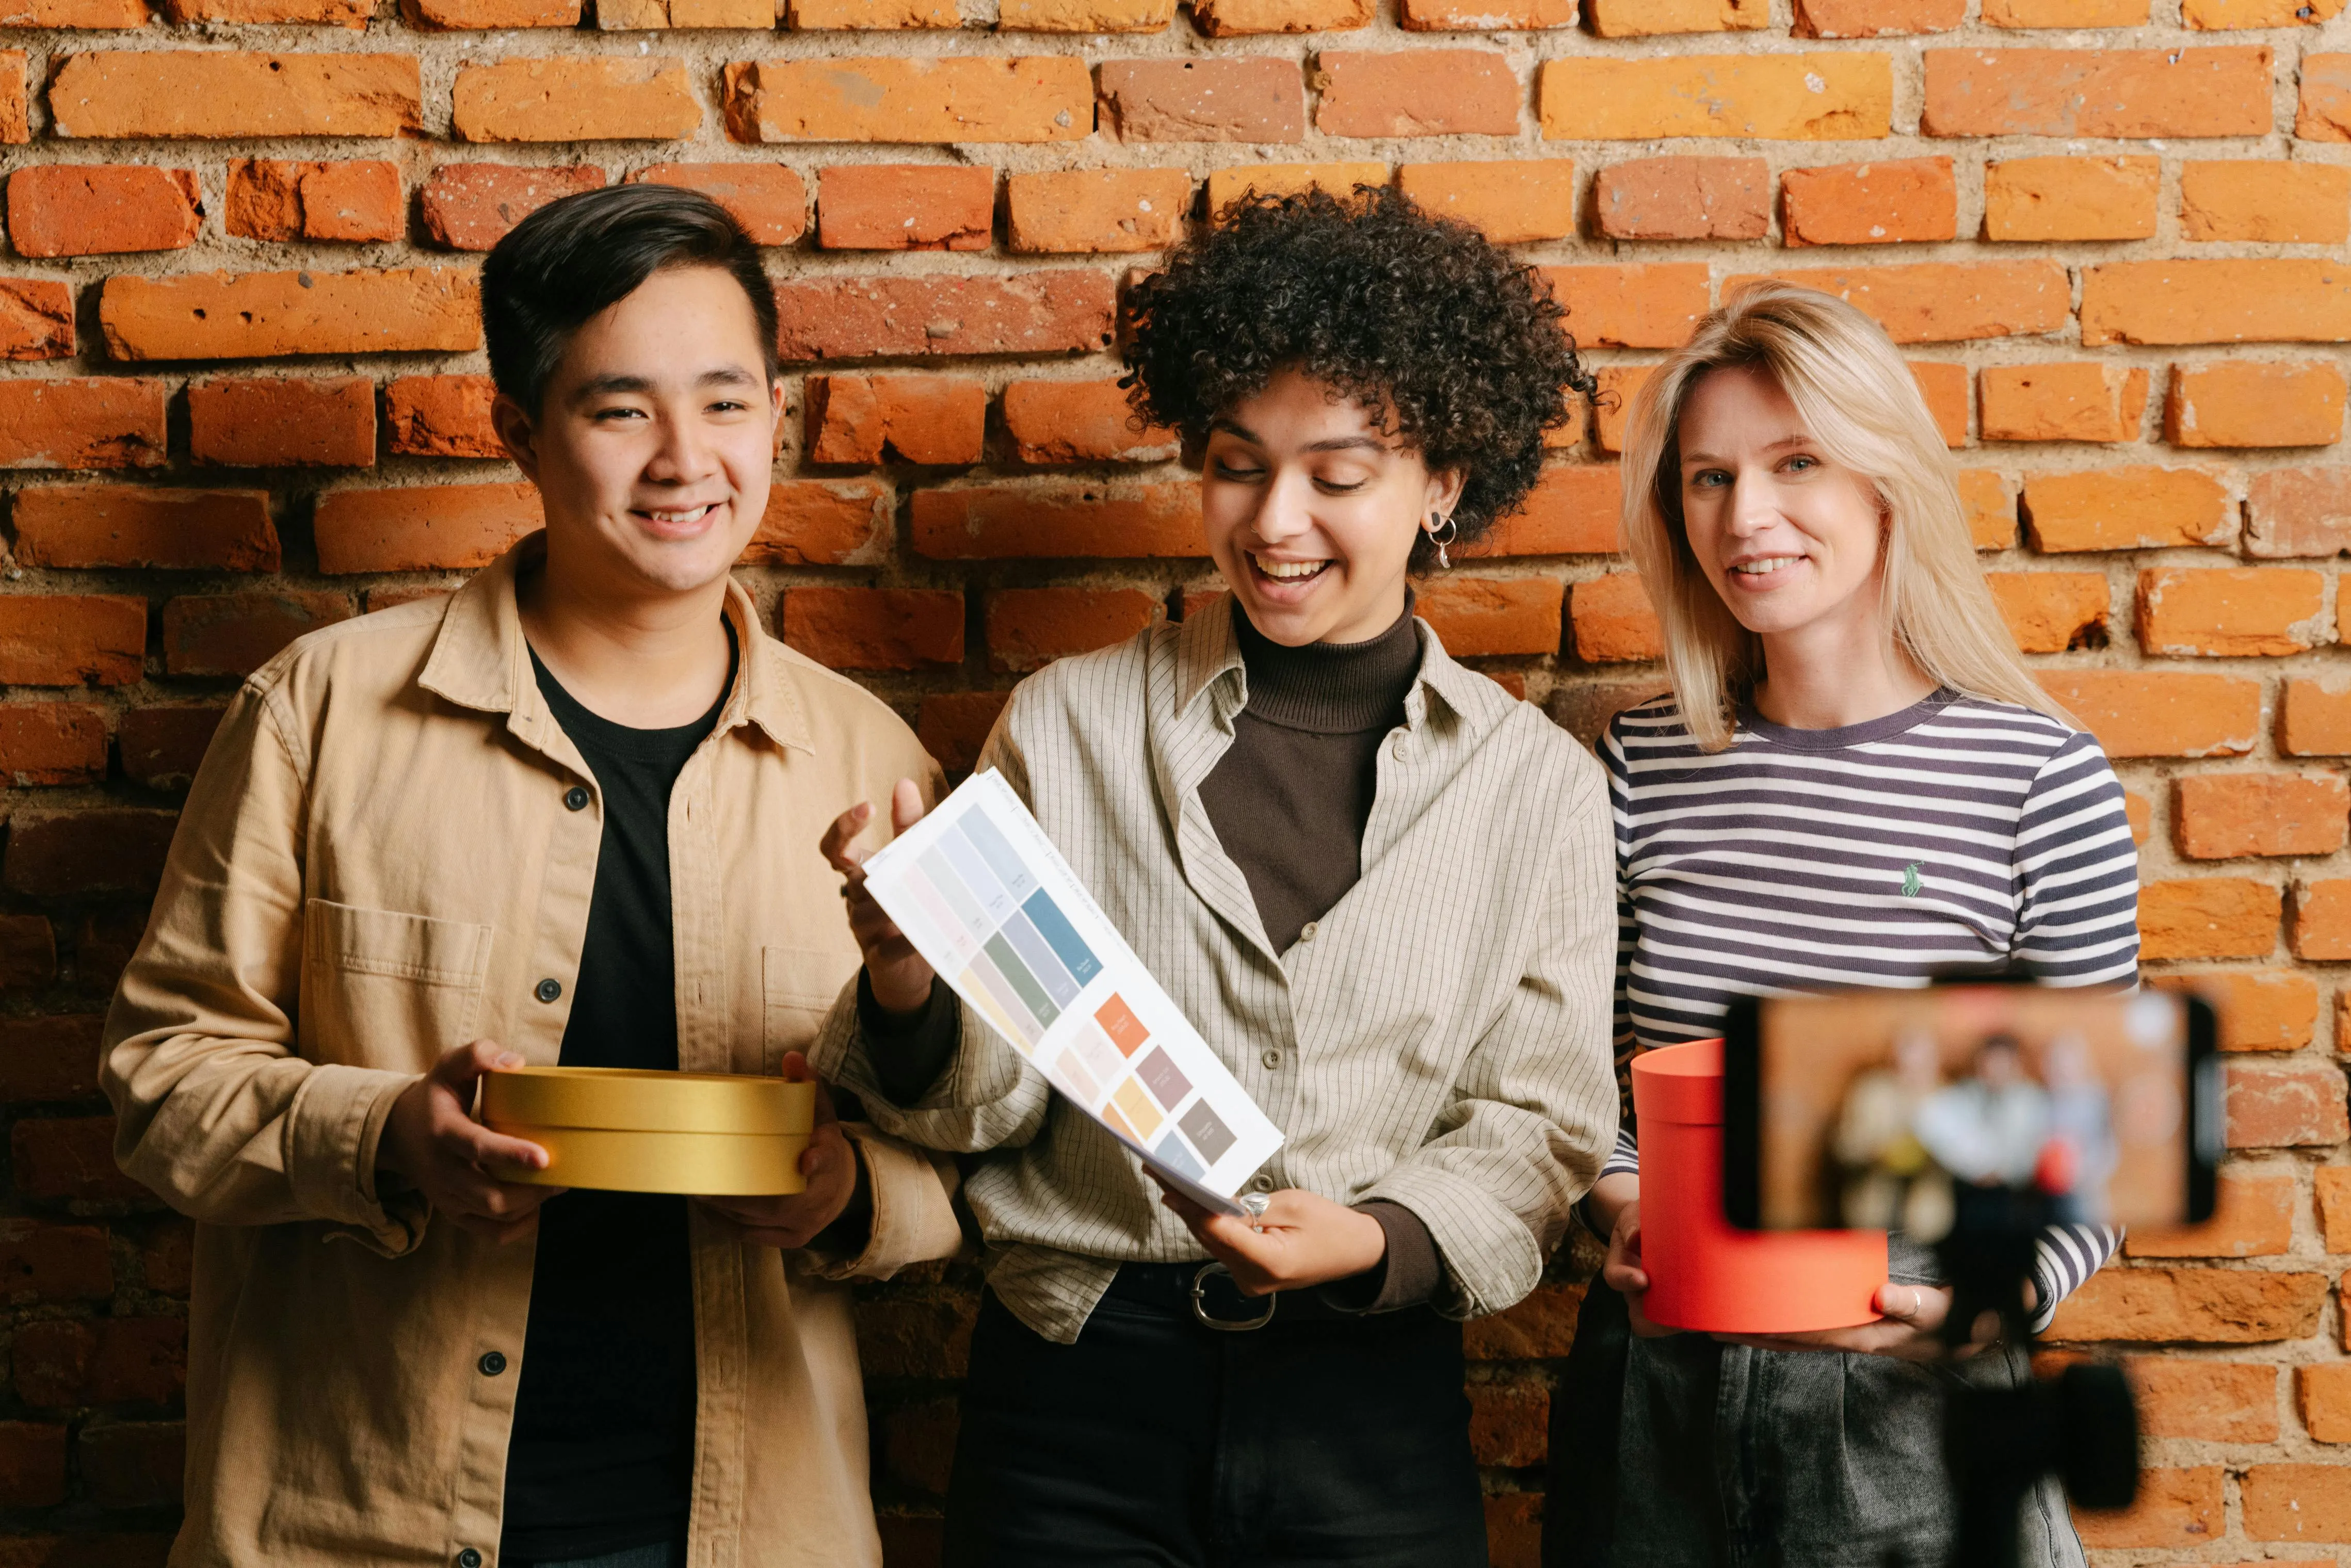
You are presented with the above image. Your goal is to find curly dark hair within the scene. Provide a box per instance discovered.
[1121,184,1597,572]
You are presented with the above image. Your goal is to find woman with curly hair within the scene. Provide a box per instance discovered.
[810,184,1620,1567]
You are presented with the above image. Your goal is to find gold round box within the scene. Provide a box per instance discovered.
[478,1066,817,1195]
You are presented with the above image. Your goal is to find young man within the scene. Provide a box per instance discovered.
[101,185,959,1568]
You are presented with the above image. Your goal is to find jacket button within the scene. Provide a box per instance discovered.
[535,978,562,1003]
[1297,922,1318,943]
[458,1551,482,1568]
[564,785,590,812]
[478,1351,506,1376]
[1249,1173,1276,1194]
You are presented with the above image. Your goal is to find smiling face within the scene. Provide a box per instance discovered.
[494,264,783,602]
[1676,363,1890,649]
[1199,367,1464,648]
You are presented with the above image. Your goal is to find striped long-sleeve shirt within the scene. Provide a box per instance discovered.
[1595,688,2141,1330]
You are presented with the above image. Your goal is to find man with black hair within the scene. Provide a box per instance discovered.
[101,184,960,1568]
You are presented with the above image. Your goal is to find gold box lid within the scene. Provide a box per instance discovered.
[479,1065,816,1137]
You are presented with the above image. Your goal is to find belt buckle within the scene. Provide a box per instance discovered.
[1190,1262,1277,1332]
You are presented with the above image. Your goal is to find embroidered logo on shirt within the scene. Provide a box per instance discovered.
[1901,862,1923,898]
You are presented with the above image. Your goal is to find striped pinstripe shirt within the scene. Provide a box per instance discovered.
[1595,690,2140,1327]
[815,595,1621,1344]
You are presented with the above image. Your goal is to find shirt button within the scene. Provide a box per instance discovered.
[535,978,562,1003]
[564,785,590,812]
[1297,922,1318,943]
[458,1552,483,1568]
[1250,1173,1276,1194]
[1261,1048,1282,1069]
[478,1351,506,1377]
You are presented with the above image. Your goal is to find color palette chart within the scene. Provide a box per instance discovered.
[860,770,1282,1215]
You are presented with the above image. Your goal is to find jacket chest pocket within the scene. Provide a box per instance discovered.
[763,945,856,1074]
[301,900,495,1074]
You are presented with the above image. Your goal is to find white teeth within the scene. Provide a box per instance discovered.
[644,504,715,524]
[1732,556,1800,576]
[1251,553,1327,581]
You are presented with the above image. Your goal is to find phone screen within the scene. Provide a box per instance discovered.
[1725,986,2219,1236]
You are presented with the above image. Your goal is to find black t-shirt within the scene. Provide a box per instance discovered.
[499,632,734,1564]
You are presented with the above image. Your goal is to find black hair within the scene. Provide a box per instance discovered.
[481,183,780,415]
[1120,184,1597,572]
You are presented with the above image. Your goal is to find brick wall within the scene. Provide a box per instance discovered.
[0,0,2348,1560]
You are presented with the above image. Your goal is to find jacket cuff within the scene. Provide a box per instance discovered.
[1357,1163,1545,1320]
[803,1122,964,1281]
[286,1063,430,1257]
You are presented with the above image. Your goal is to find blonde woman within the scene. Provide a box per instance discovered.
[1543,282,2138,1568]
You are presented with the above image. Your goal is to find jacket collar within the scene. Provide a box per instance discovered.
[1171,590,1488,736]
[417,531,815,755]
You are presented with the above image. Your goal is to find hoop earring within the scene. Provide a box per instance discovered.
[1426,512,1457,571]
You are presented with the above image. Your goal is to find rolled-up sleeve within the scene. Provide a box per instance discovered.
[1357,763,1620,1319]
[100,678,427,1255]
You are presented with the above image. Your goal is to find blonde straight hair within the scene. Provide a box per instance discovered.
[1618,280,2072,752]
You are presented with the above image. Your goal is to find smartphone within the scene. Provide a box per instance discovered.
[1723,984,2219,1236]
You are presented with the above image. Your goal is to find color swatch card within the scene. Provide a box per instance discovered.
[860,769,1283,1216]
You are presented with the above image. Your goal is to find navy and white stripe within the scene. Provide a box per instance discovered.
[1596,689,2139,1331]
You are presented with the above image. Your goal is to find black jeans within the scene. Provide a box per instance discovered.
[942,1264,1489,1568]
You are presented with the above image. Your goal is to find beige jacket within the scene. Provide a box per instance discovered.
[101,537,962,1568]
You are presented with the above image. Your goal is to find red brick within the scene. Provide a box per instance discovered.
[189,376,375,469]
[5,166,198,258]
[2300,53,2351,142]
[1723,262,2068,343]
[86,1318,186,1405]
[0,0,147,24]
[0,706,106,787]
[0,380,166,470]
[2137,567,2324,657]
[1399,0,1571,24]
[452,58,699,143]
[1538,54,1892,141]
[0,280,74,362]
[223,160,403,244]
[2227,1059,2349,1147]
[1587,0,1762,30]
[1096,58,1305,142]
[2123,788,2152,845]
[10,1322,90,1410]
[1189,0,1367,33]
[1394,160,1574,245]
[1983,156,2158,242]
[2301,1364,2351,1442]
[726,57,1092,144]
[2248,465,2351,557]
[878,1397,958,1497]
[161,592,353,677]
[781,587,962,671]
[2082,261,2351,347]
[775,272,1114,362]
[1567,572,1657,662]
[1536,265,1708,350]
[2176,773,2348,859]
[1477,466,1622,556]
[0,1221,109,1304]
[606,0,767,24]
[1007,169,1186,254]
[912,481,1202,558]
[100,268,479,362]
[1985,571,2106,653]
[1314,50,1519,138]
[2072,1465,2221,1549]
[75,909,146,999]
[2283,678,2351,755]
[6,811,172,900]
[629,164,806,247]
[403,0,575,23]
[0,596,144,687]
[47,52,421,139]
[817,165,992,252]
[2044,673,2259,758]
[2125,1172,2293,1257]
[13,1114,149,1201]
[806,375,984,465]
[421,164,604,251]
[986,588,1158,672]
[0,1426,66,1508]
[119,707,224,792]
[916,692,1010,777]
[2137,877,2280,960]
[313,484,540,574]
[1467,1382,1546,1468]
[2043,1267,2325,1342]
[2021,466,2233,552]
[77,1422,182,1510]
[1423,577,1564,657]
[1781,157,1955,247]
[1793,0,1960,33]
[1463,1280,1583,1359]
[13,487,278,572]
[1590,156,1767,241]
[140,1219,191,1296]
[2123,1357,2278,1441]
[1204,163,1387,215]
[2298,880,2351,961]
[2245,1464,2351,1542]
[1909,361,1969,447]
[1981,363,2147,443]
[384,375,502,460]
[743,480,893,567]
[1001,379,1174,465]
[1486,1493,1540,1568]
[161,0,367,22]
[1984,0,2146,19]
[2169,362,2346,450]
[2188,0,2344,23]
[2182,160,2351,244]
[2150,969,2318,1050]
[0,53,21,147]
[1921,47,2273,139]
